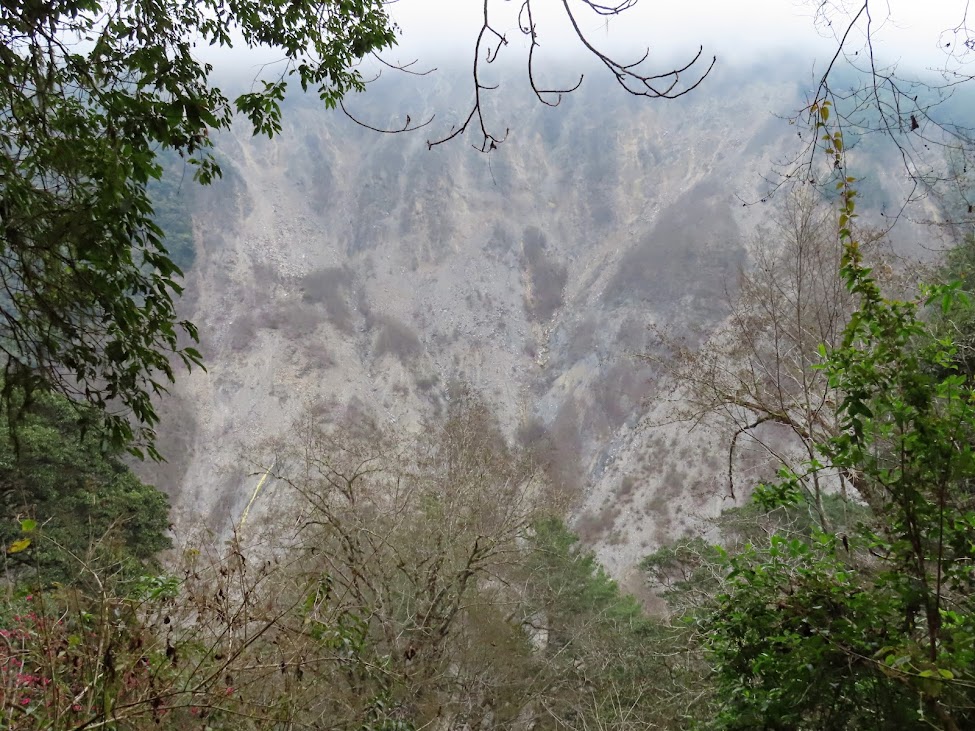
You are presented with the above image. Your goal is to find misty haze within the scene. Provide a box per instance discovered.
[4,1,975,728]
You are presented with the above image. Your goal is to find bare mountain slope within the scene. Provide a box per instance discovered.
[143,64,923,582]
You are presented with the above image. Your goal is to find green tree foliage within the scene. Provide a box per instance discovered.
[0,0,396,456]
[707,533,924,730]
[523,519,709,730]
[0,397,706,731]
[146,154,198,274]
[0,390,171,587]
[694,168,975,730]
[526,518,645,630]
[929,232,975,377]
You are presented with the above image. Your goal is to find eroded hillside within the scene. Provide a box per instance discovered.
[143,62,925,583]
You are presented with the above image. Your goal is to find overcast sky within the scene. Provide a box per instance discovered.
[205,0,974,98]
[380,0,971,71]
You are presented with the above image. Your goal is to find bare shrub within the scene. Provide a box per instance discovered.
[660,466,685,499]
[606,529,626,546]
[639,192,907,511]
[521,226,567,322]
[575,505,621,543]
[516,416,547,450]
[242,394,557,728]
[301,267,354,333]
[304,396,341,420]
[606,181,743,315]
[302,341,334,369]
[645,493,667,515]
[414,372,440,392]
[226,314,258,352]
[592,362,652,430]
[539,399,585,502]
[374,314,422,362]
[616,475,637,502]
[340,396,380,441]
[565,315,599,363]
[263,301,321,340]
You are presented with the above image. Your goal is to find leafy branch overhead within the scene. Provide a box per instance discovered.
[0,0,714,456]
[0,0,398,456]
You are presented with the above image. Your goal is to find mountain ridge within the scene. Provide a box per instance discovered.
[141,63,931,584]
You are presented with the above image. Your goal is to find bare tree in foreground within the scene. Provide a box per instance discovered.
[642,193,904,522]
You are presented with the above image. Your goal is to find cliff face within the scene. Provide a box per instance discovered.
[142,63,923,582]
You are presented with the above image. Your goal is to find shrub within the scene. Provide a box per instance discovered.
[301,267,354,333]
[373,315,422,362]
[521,226,568,321]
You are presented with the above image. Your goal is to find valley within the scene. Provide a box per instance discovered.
[147,61,929,583]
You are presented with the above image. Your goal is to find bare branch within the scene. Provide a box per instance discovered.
[339,99,434,134]
[425,0,715,151]
[370,52,436,76]
[777,1,975,227]
[557,0,715,100]
[519,0,583,107]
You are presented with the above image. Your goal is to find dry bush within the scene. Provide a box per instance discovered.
[520,399,586,503]
[373,314,422,362]
[641,191,900,504]
[250,394,556,728]
[646,493,668,515]
[606,528,627,546]
[592,361,652,430]
[565,315,599,363]
[414,372,439,392]
[225,313,257,352]
[484,222,515,260]
[616,474,638,502]
[0,528,341,730]
[301,341,334,369]
[660,465,686,499]
[516,415,548,450]
[521,226,568,322]
[260,300,321,340]
[303,395,341,420]
[575,505,621,543]
[300,267,354,333]
[606,181,743,315]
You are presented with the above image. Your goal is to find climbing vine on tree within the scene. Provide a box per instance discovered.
[700,109,975,730]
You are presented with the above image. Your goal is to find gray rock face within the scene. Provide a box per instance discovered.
[142,64,923,584]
